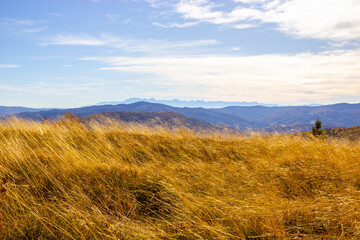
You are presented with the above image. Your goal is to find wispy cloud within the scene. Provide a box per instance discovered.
[106,14,121,22]
[171,0,360,41]
[233,0,267,3]
[1,17,43,26]
[42,34,219,53]
[80,48,360,104]
[48,13,67,18]
[0,64,20,68]
[144,0,171,8]
[1,17,47,35]
[42,35,107,46]
[105,15,132,24]
[153,21,200,28]
[20,26,48,33]
[0,79,106,96]
[27,55,61,60]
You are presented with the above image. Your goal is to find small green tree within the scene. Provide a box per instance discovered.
[312,118,325,136]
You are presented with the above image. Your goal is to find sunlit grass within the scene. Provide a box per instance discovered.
[0,117,360,239]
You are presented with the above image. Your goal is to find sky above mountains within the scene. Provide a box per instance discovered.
[1,0,360,107]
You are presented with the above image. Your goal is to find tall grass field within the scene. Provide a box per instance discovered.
[1,117,360,239]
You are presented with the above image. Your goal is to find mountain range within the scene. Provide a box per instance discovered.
[95,98,280,108]
[2,101,359,132]
[0,106,43,117]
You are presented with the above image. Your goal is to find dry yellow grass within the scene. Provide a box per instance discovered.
[0,117,360,239]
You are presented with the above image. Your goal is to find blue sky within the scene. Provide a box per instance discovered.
[1,0,360,108]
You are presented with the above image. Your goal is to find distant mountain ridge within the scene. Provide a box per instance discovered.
[96,98,280,108]
[0,106,43,117]
[12,101,255,129]
[8,101,360,132]
[219,103,360,128]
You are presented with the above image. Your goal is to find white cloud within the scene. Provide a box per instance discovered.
[1,17,47,35]
[0,64,20,68]
[264,0,360,41]
[174,0,360,41]
[110,38,219,53]
[20,26,47,33]
[153,21,200,28]
[105,15,132,24]
[144,0,171,8]
[0,79,107,97]
[234,0,268,3]
[48,13,67,18]
[106,14,121,22]
[232,23,257,29]
[42,34,219,53]
[1,17,42,26]
[27,55,61,60]
[80,48,360,104]
[42,35,107,46]
[176,0,262,24]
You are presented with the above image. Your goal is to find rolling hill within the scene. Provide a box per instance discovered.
[96,97,278,108]
[8,101,360,132]
[80,111,221,131]
[0,106,42,117]
[325,126,360,140]
[219,103,360,127]
[13,101,254,130]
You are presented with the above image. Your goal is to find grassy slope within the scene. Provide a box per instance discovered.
[325,126,360,141]
[1,118,360,239]
[80,111,219,131]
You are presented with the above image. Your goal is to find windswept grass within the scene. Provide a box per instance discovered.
[0,117,360,239]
